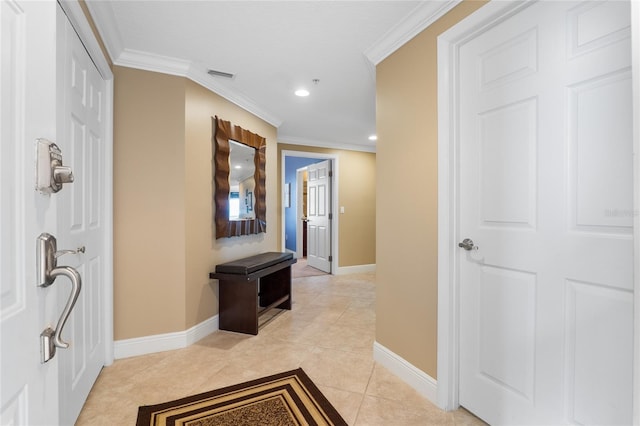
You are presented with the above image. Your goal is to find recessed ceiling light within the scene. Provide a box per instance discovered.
[295,89,310,97]
[368,135,377,141]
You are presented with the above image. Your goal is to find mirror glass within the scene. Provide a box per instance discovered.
[229,140,256,220]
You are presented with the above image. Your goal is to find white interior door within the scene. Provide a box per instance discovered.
[306,160,331,273]
[458,1,633,425]
[1,1,60,424]
[56,6,107,424]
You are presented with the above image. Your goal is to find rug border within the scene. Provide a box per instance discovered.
[136,368,346,426]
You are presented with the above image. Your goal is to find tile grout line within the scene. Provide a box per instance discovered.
[352,361,376,425]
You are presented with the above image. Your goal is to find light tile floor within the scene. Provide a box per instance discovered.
[76,272,486,425]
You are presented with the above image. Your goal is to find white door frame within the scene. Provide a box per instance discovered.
[57,0,114,366]
[436,1,639,421]
[631,1,640,423]
[280,149,338,273]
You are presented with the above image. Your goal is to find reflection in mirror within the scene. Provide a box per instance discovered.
[229,140,256,220]
[213,116,267,239]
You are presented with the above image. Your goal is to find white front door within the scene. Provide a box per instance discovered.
[458,1,633,425]
[56,7,108,424]
[1,1,61,424]
[307,160,331,273]
[1,2,108,424]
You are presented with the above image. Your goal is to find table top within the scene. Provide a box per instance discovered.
[214,252,294,275]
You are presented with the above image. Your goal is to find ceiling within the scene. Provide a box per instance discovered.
[86,1,459,152]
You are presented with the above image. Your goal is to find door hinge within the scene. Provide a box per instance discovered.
[329,255,333,262]
[329,213,333,220]
[329,170,333,178]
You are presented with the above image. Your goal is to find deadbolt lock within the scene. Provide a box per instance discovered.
[36,139,74,194]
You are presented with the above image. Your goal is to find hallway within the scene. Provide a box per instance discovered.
[77,272,484,425]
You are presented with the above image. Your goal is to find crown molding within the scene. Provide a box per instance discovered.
[364,0,463,65]
[85,1,282,128]
[187,65,283,128]
[278,135,376,153]
[110,49,283,128]
[116,49,192,76]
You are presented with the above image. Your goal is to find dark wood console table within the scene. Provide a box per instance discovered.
[209,252,296,335]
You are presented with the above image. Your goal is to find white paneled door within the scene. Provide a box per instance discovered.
[458,1,633,425]
[56,6,108,425]
[306,160,332,273]
[0,2,108,425]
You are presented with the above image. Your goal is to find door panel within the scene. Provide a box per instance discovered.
[570,71,633,232]
[458,1,633,424]
[306,160,331,273]
[478,266,536,401]
[479,98,537,228]
[56,7,106,424]
[565,280,634,425]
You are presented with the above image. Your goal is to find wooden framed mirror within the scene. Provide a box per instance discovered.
[213,116,267,238]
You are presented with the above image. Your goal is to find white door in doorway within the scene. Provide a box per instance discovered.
[0,2,108,424]
[56,7,108,424]
[1,1,59,423]
[458,1,633,425]
[307,160,331,273]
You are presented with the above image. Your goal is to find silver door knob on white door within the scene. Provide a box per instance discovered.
[458,238,478,251]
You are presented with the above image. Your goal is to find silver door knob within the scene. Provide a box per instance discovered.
[458,238,477,251]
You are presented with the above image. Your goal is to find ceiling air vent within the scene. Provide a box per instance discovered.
[207,69,235,79]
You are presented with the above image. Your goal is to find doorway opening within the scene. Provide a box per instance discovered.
[281,150,338,275]
[295,166,310,260]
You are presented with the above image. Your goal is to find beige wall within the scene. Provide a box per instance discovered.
[277,144,376,267]
[114,67,277,340]
[375,1,487,378]
[184,80,278,331]
[113,67,187,339]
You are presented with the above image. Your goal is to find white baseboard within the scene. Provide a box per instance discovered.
[373,341,438,406]
[114,315,219,359]
[335,264,376,275]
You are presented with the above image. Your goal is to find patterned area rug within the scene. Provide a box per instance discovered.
[136,368,346,426]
